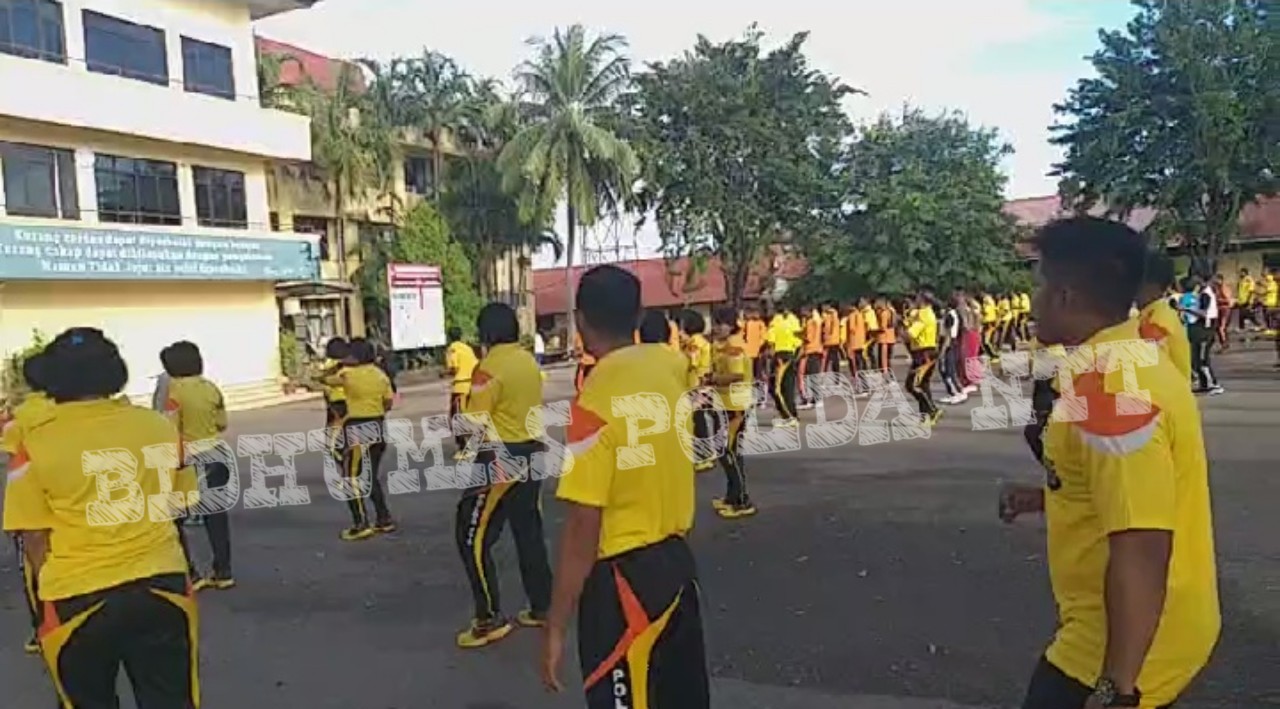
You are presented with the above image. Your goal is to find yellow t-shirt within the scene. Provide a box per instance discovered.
[861,306,879,337]
[2,391,55,455]
[712,334,752,411]
[333,364,393,419]
[1138,299,1193,382]
[906,305,939,351]
[982,297,998,325]
[1042,320,1219,706]
[165,375,227,461]
[1236,275,1254,304]
[321,359,346,403]
[997,297,1014,323]
[1263,275,1278,308]
[464,343,543,442]
[3,399,192,601]
[685,333,712,388]
[445,341,479,396]
[766,313,802,353]
[557,345,695,559]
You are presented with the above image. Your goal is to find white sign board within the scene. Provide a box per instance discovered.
[387,263,445,350]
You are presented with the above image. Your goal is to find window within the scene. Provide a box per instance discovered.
[293,216,330,260]
[0,0,65,62]
[1,141,77,219]
[94,154,180,225]
[193,166,247,228]
[83,10,167,85]
[403,156,433,195]
[181,37,234,100]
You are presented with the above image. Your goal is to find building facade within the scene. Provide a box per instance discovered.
[0,0,319,404]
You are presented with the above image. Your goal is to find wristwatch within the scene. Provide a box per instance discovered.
[1092,677,1141,707]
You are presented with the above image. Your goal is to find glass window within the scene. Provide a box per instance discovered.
[0,0,65,63]
[83,10,167,86]
[293,215,330,261]
[94,153,180,225]
[181,37,234,100]
[0,141,78,219]
[403,156,433,195]
[192,166,247,228]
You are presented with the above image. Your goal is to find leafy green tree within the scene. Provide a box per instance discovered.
[498,24,639,344]
[1052,0,1279,272]
[628,28,853,307]
[360,202,483,340]
[807,108,1020,298]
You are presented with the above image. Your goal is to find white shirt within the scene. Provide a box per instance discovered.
[533,332,545,355]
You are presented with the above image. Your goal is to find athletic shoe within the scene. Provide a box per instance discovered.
[515,609,547,628]
[717,503,758,519]
[340,527,375,542]
[456,618,515,649]
[710,497,729,511]
[194,576,237,592]
[775,418,800,429]
[1208,385,1225,396]
[373,519,398,534]
[928,410,943,427]
[452,449,470,462]
[797,402,815,411]
[23,635,39,654]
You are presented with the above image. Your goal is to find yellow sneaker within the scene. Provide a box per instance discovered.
[210,577,237,591]
[373,520,398,534]
[192,577,213,593]
[24,636,39,654]
[694,460,716,473]
[717,503,758,519]
[515,609,547,628]
[456,619,515,649]
[710,497,729,511]
[340,527,375,542]
[929,410,943,427]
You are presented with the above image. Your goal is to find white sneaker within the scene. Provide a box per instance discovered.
[1208,385,1225,396]
[962,385,978,394]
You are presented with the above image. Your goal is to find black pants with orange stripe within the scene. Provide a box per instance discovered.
[799,353,823,403]
[40,573,198,708]
[343,416,391,529]
[770,351,798,420]
[448,392,468,451]
[579,536,709,709]
[905,348,938,417]
[455,442,552,622]
[13,535,40,637]
[324,399,348,463]
[721,410,750,507]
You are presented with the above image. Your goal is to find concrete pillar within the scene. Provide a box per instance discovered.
[74,148,99,223]
[177,163,197,227]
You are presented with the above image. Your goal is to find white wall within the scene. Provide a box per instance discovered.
[0,0,310,161]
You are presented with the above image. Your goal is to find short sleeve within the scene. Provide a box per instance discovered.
[463,368,499,419]
[1079,411,1177,534]
[556,399,614,508]
[3,449,55,532]
[446,346,458,370]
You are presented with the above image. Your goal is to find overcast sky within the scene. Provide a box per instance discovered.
[256,0,1137,267]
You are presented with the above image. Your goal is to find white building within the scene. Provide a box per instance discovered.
[0,0,320,405]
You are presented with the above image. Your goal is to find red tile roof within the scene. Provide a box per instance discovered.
[255,36,364,93]
[533,251,809,316]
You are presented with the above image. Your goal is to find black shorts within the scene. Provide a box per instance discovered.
[41,573,198,708]
[1022,656,1175,709]
[578,537,709,709]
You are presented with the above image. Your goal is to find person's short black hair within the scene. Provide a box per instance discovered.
[22,351,48,393]
[712,306,738,328]
[324,337,349,360]
[447,326,462,342]
[576,265,641,339]
[42,328,128,403]
[348,337,376,364]
[477,302,520,346]
[638,310,669,343]
[1142,250,1176,290]
[680,309,705,336]
[161,341,203,377]
[1032,216,1147,319]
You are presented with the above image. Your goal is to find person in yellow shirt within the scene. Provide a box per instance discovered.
[743,306,767,395]
[445,328,479,457]
[1135,251,1193,382]
[454,303,554,648]
[904,292,941,425]
[859,297,880,375]
[996,293,1015,351]
[542,265,708,705]
[4,328,200,707]
[3,352,55,654]
[574,330,597,392]
[682,310,715,472]
[327,338,396,541]
[708,306,757,519]
[1262,268,1279,336]
[821,302,843,373]
[764,307,802,425]
[873,296,897,374]
[980,291,999,359]
[160,341,235,592]
[1001,217,1219,709]
[320,337,349,464]
[1017,291,1033,342]
[639,310,692,383]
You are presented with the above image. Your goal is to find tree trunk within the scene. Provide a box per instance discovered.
[564,197,578,349]
[431,133,443,202]
[334,177,351,336]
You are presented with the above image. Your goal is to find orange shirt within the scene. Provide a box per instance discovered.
[575,332,596,366]
[876,307,897,344]
[822,311,841,347]
[744,318,766,358]
[845,311,867,352]
[803,315,823,355]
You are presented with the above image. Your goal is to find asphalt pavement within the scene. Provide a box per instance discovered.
[1,350,1278,708]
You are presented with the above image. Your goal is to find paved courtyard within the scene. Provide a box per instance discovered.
[2,352,1278,708]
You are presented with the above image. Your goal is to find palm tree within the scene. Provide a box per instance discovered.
[399,51,478,201]
[498,24,639,345]
[294,63,395,333]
